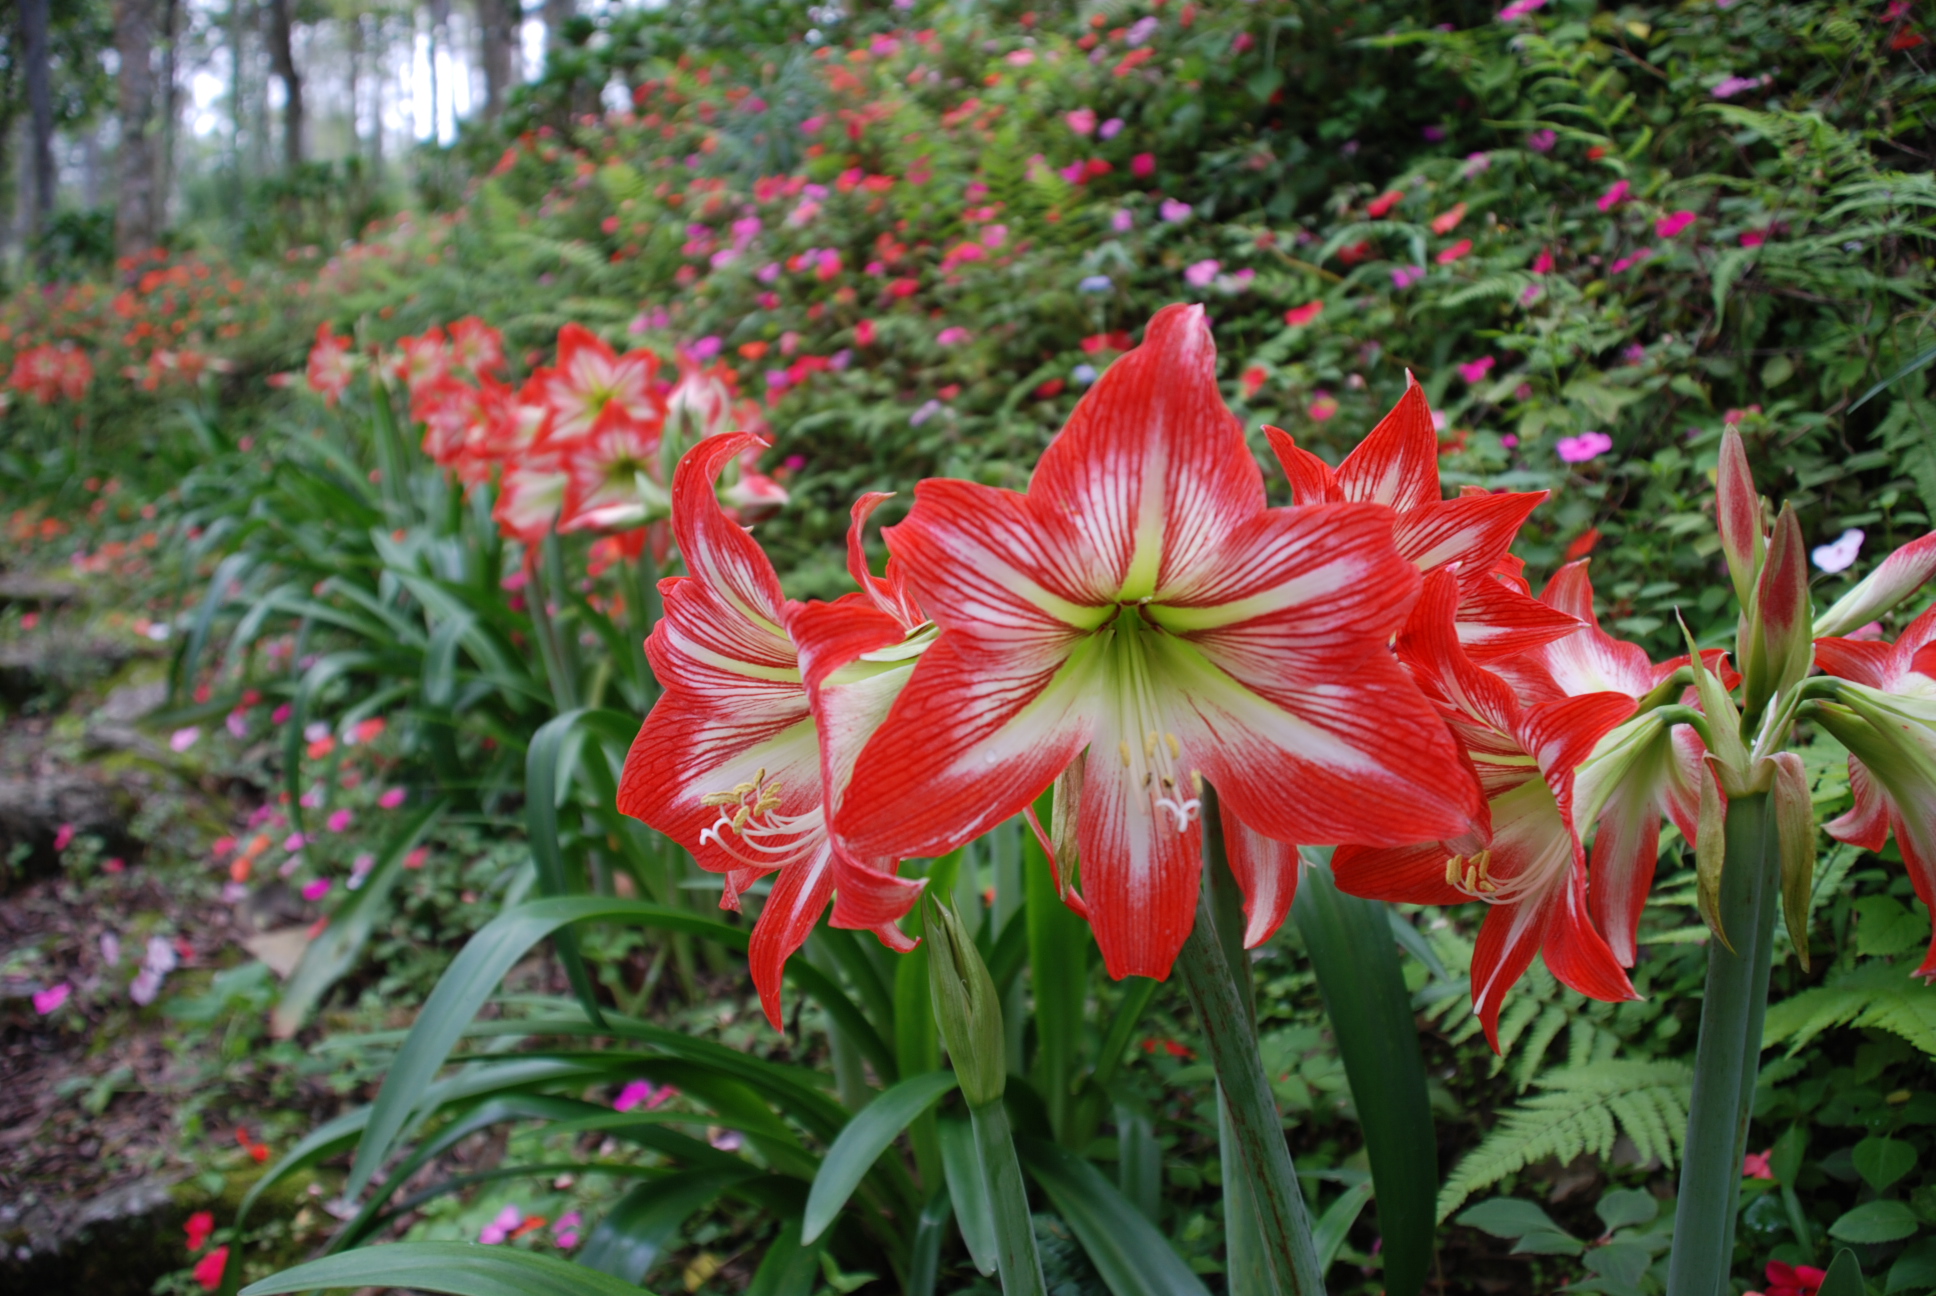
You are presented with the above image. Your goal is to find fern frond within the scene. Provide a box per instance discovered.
[1762,961,1936,1057]
[1437,1061,1693,1221]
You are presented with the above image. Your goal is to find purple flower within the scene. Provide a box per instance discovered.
[937,326,972,346]
[688,335,724,361]
[614,1080,657,1113]
[1390,265,1427,289]
[1712,74,1768,99]
[348,853,375,890]
[1462,151,1492,177]
[327,809,353,833]
[1184,259,1221,287]
[302,878,332,902]
[1159,198,1194,223]
[1812,528,1865,574]
[170,726,202,753]
[1598,180,1630,212]
[909,399,943,427]
[1099,118,1125,140]
[1111,209,1134,232]
[1126,16,1160,45]
[756,262,782,284]
[1526,129,1556,153]
[1557,431,1614,463]
[1422,125,1447,142]
[226,710,249,739]
[34,983,71,1015]
[479,1206,524,1246]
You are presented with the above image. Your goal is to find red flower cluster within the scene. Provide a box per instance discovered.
[7,342,92,404]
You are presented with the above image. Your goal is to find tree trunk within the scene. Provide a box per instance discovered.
[115,0,162,267]
[264,0,302,171]
[20,0,55,254]
[475,0,517,120]
[158,0,182,221]
[543,0,574,57]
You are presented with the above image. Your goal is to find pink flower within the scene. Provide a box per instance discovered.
[1743,1149,1776,1180]
[1557,431,1614,463]
[378,787,407,809]
[1526,129,1556,153]
[937,326,972,346]
[1184,259,1221,287]
[1111,209,1134,232]
[185,1210,215,1252]
[1283,301,1323,327]
[1740,229,1767,247]
[1655,210,1696,238]
[226,710,248,739]
[1608,247,1655,273]
[554,1212,582,1249]
[1436,239,1473,264]
[302,878,332,902]
[710,1129,745,1151]
[192,1246,228,1290]
[1597,180,1630,212]
[1458,356,1495,384]
[1712,74,1768,99]
[1308,391,1339,421]
[326,809,353,833]
[1131,153,1156,178]
[1532,247,1555,274]
[1497,0,1547,18]
[1159,198,1193,223]
[170,726,202,753]
[479,1205,524,1245]
[1391,265,1427,289]
[614,1080,657,1112]
[1065,108,1097,136]
[981,224,1008,249]
[33,983,71,1015]
[54,823,76,852]
[1099,118,1125,140]
[271,703,293,725]
[283,832,307,852]
[348,854,376,889]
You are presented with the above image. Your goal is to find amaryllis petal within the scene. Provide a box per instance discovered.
[1392,491,1548,578]
[1219,801,1302,948]
[1332,374,1441,513]
[1813,636,1893,686]
[1587,774,1666,967]
[846,492,924,625]
[1262,425,1342,505]
[1815,531,1936,638]
[747,843,837,1026]
[1826,756,1890,851]
[1455,577,1583,662]
[1331,840,1467,906]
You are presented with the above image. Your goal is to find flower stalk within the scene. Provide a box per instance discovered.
[1667,792,1780,1296]
[1177,791,1325,1296]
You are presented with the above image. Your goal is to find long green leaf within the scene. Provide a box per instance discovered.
[1015,1136,1213,1296]
[240,1240,647,1296]
[579,1167,758,1284]
[746,1221,823,1296]
[527,708,621,1026]
[802,1071,958,1243]
[345,899,873,1199]
[940,1113,998,1275]
[1024,791,1088,1142]
[907,1187,953,1296]
[272,800,447,1038]
[1294,859,1438,1296]
[1312,1178,1374,1273]
[1849,342,1936,412]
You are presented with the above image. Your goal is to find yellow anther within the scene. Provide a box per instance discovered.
[1165,733,1181,760]
[1120,740,1133,767]
[1145,731,1158,759]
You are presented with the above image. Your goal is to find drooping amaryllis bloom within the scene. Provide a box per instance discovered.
[836,304,1481,979]
[494,450,570,544]
[1500,560,1737,966]
[1334,571,1638,1047]
[533,324,665,448]
[1812,603,1936,981]
[1265,378,1579,662]
[394,328,451,400]
[618,434,928,1025]
[666,356,742,442]
[306,324,355,406]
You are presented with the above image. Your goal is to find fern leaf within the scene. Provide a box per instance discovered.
[1762,961,1936,1057]
[1437,1062,1692,1221]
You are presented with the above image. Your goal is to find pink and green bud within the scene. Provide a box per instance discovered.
[1814,530,1936,638]
[925,897,1007,1108]
[1769,752,1815,970]
[1743,504,1813,717]
[1716,428,1765,608]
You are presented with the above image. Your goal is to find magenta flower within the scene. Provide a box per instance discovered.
[1557,431,1614,463]
[226,710,248,739]
[1391,265,1427,289]
[1526,129,1557,153]
[1741,230,1768,248]
[1099,117,1125,140]
[1712,74,1768,99]
[378,787,407,808]
[1184,259,1222,287]
[1608,248,1654,273]
[54,822,76,851]
[327,809,353,833]
[1111,209,1134,232]
[1132,153,1156,178]
[1598,180,1630,212]
[1497,0,1548,18]
[479,1206,523,1246]
[1065,108,1097,136]
[937,326,972,346]
[1532,247,1555,274]
[1458,356,1496,384]
[613,1080,657,1113]
[1462,152,1492,177]
[34,983,71,1015]
[554,1213,583,1250]
[1655,210,1696,238]
[1159,198,1193,223]
[302,878,332,902]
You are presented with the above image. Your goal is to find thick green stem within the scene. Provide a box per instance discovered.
[1177,801,1325,1296]
[1204,797,1272,1296]
[969,1099,1047,1296]
[1669,793,1779,1296]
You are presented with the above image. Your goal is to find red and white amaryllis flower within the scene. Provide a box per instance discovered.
[835,304,1480,979]
[1334,570,1638,1047]
[558,413,670,533]
[618,434,928,1025]
[1503,560,1736,967]
[306,324,355,406]
[1813,603,1936,981]
[1265,381,1578,662]
[533,324,665,448]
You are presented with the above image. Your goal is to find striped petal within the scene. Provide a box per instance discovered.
[1220,801,1303,948]
[748,842,837,1027]
[1262,426,1342,505]
[1333,374,1441,512]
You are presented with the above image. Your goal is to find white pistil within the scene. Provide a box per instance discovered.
[697,769,824,870]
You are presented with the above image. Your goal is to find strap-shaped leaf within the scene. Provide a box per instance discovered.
[802,1071,958,1243]
[746,1221,824,1296]
[579,1167,759,1284]
[239,1240,649,1296]
[1312,1178,1374,1272]
[527,708,625,1026]
[1015,1136,1213,1296]
[940,1113,998,1275]
[908,1187,953,1296]
[1294,861,1438,1296]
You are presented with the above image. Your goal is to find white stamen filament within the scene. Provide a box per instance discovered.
[1109,607,1201,835]
[697,769,825,870]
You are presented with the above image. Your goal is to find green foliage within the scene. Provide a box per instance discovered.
[1763,960,1936,1057]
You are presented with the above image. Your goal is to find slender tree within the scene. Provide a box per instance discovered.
[475,0,517,120]
[20,0,55,252]
[542,0,572,56]
[114,0,162,265]
[264,0,303,169]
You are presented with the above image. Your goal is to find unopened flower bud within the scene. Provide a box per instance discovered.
[924,897,1006,1108]
[1743,504,1812,719]
[1716,428,1764,609]
[1815,530,1936,638]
